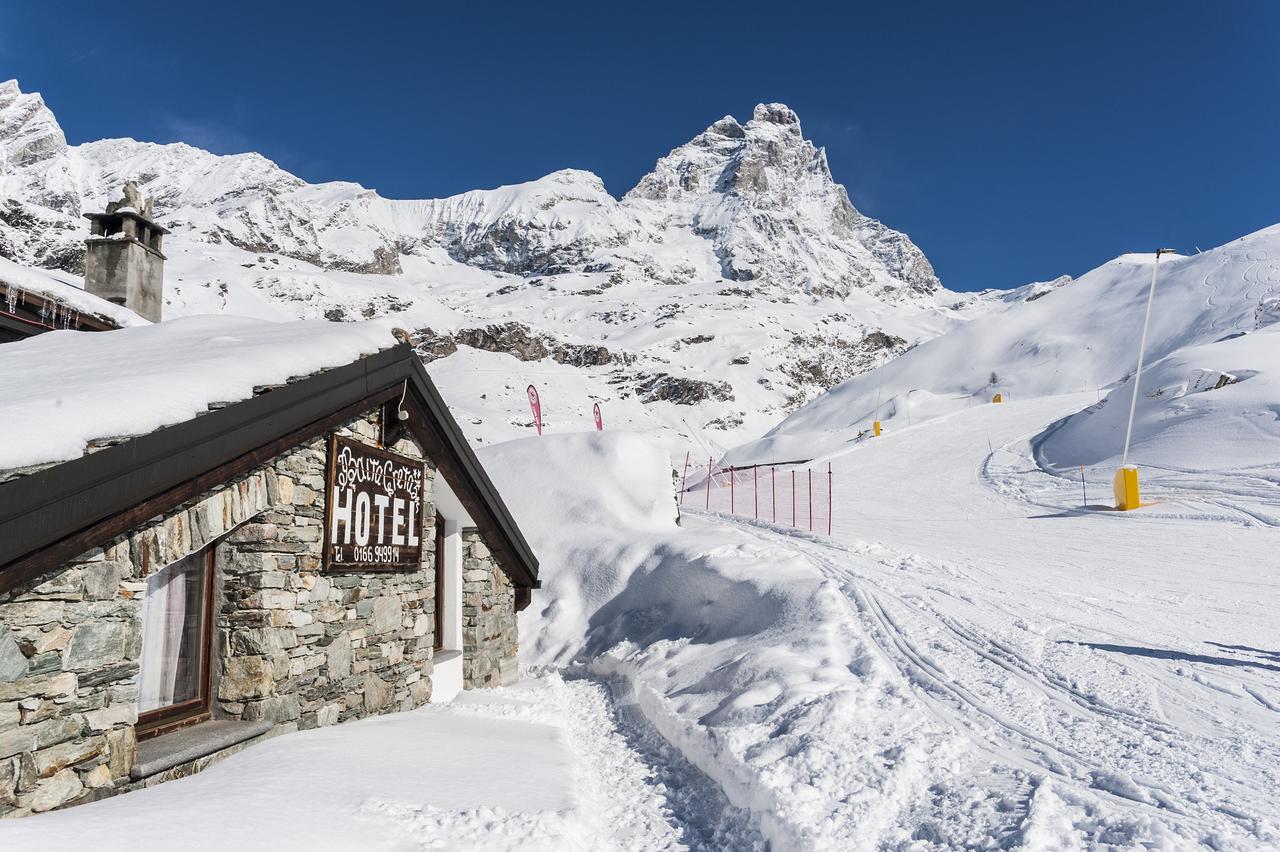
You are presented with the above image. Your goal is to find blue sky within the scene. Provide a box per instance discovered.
[3,1,1278,291]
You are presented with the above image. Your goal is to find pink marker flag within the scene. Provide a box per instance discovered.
[593,402,603,431]
[527,384,542,435]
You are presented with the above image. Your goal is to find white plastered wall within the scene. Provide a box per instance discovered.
[429,476,471,703]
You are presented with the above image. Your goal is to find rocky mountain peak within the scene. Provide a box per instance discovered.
[0,80,76,213]
[0,80,24,111]
[623,102,940,300]
[749,102,802,132]
[707,116,746,139]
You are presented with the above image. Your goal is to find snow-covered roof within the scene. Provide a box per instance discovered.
[0,255,149,330]
[0,315,399,473]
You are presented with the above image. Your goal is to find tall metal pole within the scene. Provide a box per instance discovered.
[875,354,884,419]
[753,466,758,520]
[730,467,735,515]
[705,457,712,511]
[1121,250,1167,468]
[827,462,832,536]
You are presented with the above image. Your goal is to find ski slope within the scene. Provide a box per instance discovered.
[695,394,1278,847]
[731,225,1280,467]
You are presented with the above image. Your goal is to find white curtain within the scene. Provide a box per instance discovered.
[137,552,201,713]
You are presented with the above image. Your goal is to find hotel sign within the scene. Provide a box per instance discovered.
[324,436,425,570]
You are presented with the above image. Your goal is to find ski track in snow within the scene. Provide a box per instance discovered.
[695,521,1278,848]
[691,395,1279,848]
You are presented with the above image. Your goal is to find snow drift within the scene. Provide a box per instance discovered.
[479,431,956,849]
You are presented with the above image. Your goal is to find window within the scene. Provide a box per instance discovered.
[434,518,446,652]
[137,548,215,738]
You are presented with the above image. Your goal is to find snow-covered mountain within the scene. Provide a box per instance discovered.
[0,79,990,450]
[624,104,940,301]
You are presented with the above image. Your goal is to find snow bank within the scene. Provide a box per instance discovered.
[0,704,571,851]
[480,431,957,849]
[1036,323,1280,471]
[0,315,399,472]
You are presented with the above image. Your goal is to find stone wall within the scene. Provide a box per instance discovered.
[0,409,522,816]
[460,531,518,689]
[212,417,438,729]
[0,469,283,816]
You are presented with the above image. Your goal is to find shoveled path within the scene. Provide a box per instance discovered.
[0,673,757,851]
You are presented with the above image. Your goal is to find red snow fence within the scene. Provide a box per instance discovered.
[678,455,835,536]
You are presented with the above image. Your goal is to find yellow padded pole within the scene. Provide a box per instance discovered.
[1113,465,1141,511]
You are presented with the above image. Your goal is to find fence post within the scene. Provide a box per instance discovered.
[791,470,796,527]
[730,467,735,515]
[772,467,777,523]
[679,451,689,506]
[827,462,833,536]
[754,466,758,520]
[705,457,712,511]
[808,468,813,532]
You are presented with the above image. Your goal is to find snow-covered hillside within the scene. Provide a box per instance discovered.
[0,80,996,450]
[1037,323,1280,475]
[728,225,1280,469]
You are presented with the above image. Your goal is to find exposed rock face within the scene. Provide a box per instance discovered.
[633,373,735,405]
[780,330,910,409]
[0,84,86,273]
[414,322,617,368]
[624,103,940,300]
[0,81,79,216]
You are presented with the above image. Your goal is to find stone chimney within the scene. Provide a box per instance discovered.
[83,181,167,323]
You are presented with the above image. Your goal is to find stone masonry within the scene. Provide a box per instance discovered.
[460,531,518,689]
[0,408,520,816]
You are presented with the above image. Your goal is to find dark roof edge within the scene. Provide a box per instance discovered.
[0,344,538,594]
